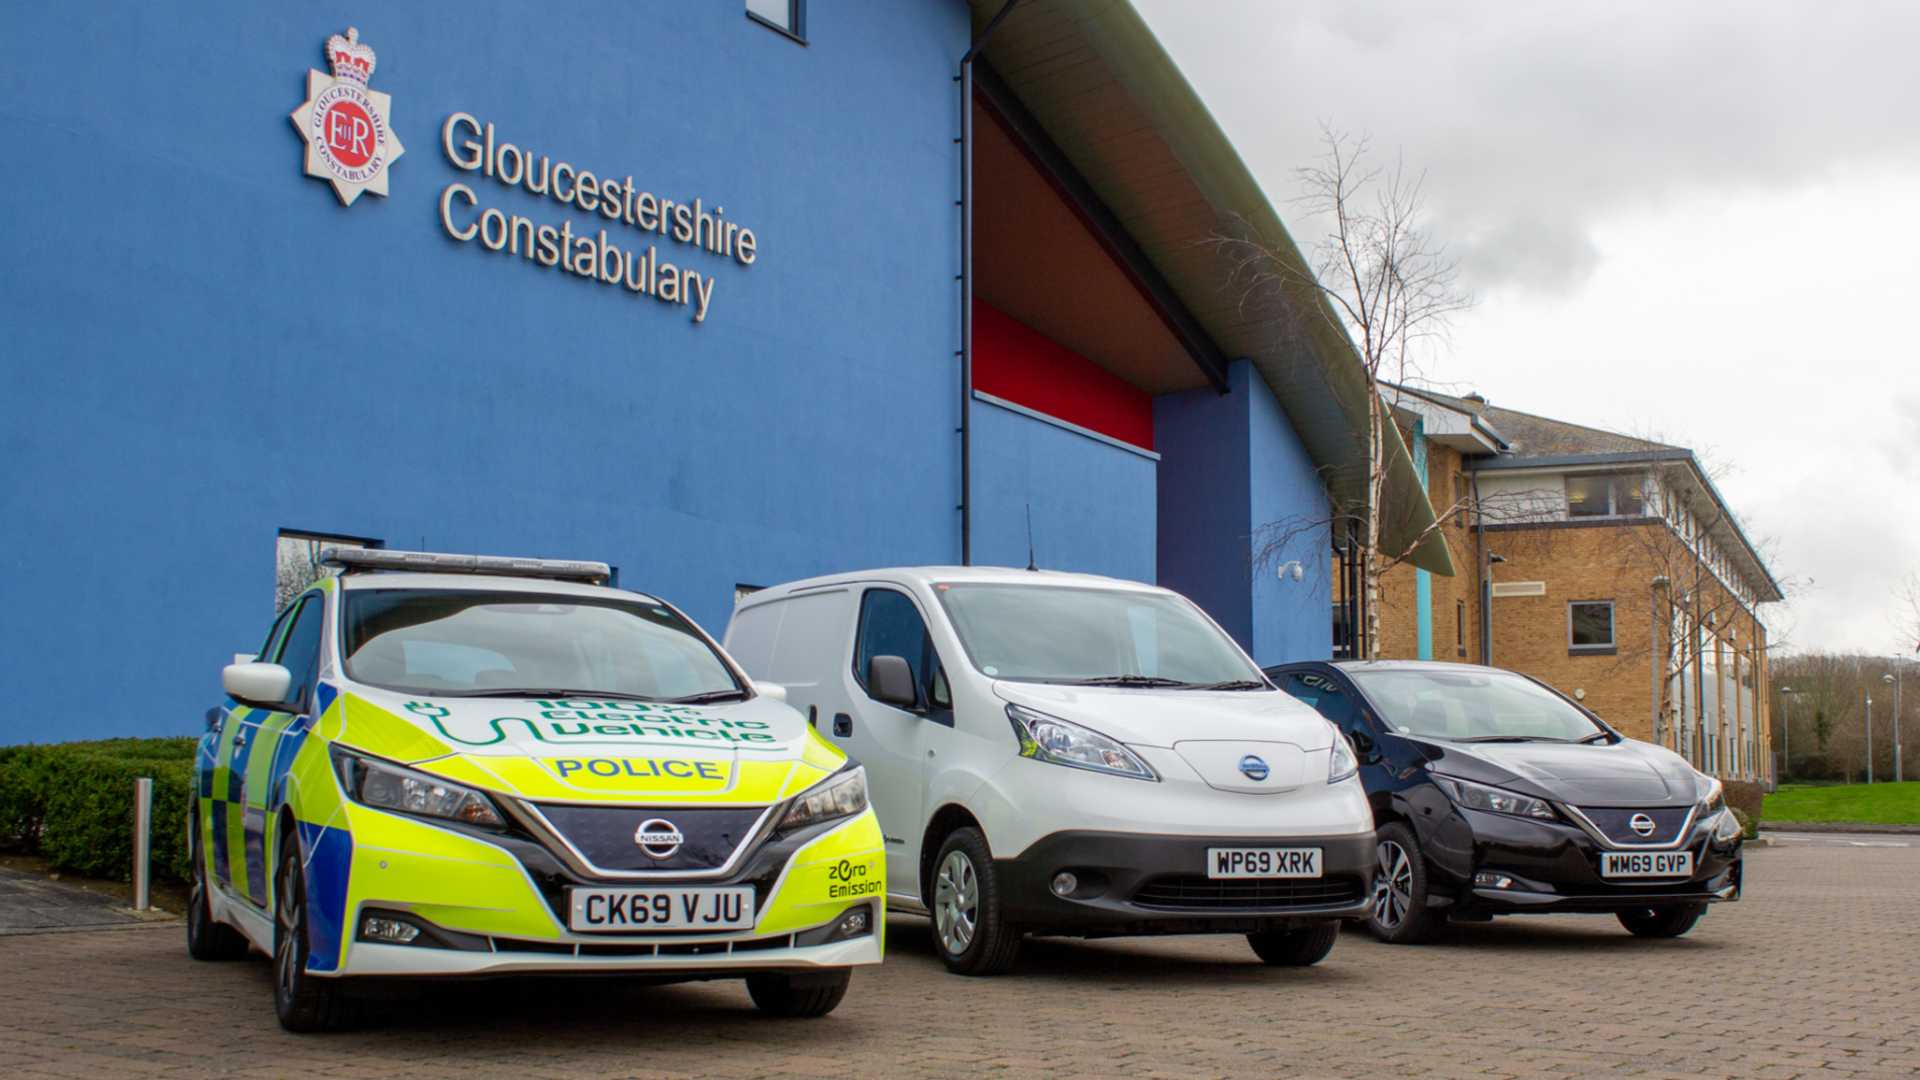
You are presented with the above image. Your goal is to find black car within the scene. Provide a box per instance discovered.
[1265,660,1742,943]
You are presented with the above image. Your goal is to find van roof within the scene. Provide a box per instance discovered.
[740,565,1167,606]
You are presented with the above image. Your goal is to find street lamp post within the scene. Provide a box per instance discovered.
[1779,685,1795,780]
[1865,690,1874,785]
[1883,669,1902,784]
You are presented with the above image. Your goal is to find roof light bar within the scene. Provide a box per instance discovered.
[318,547,611,585]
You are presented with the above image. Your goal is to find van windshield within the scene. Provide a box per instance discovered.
[933,583,1267,688]
[341,589,744,701]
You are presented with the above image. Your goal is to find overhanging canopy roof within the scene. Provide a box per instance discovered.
[970,0,1454,576]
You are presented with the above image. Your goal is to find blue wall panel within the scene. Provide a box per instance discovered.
[0,2,968,742]
[1157,362,1329,667]
[969,399,1157,582]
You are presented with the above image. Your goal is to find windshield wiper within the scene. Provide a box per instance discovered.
[1458,735,1571,744]
[663,689,752,704]
[1578,731,1613,744]
[458,688,660,701]
[1192,679,1271,691]
[1065,675,1195,688]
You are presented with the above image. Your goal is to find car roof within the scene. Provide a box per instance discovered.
[742,565,1166,604]
[334,571,660,605]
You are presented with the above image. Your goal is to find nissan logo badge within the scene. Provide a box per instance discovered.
[1628,813,1657,837]
[1238,755,1270,782]
[634,818,684,859]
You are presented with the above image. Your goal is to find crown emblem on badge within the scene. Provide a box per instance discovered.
[327,27,376,86]
[290,26,403,206]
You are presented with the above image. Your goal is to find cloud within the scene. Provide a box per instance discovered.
[1138,0,1920,298]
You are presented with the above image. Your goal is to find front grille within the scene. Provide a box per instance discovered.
[1133,875,1365,911]
[533,804,767,873]
[1576,806,1692,846]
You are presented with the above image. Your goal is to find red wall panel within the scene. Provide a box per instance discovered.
[972,300,1154,451]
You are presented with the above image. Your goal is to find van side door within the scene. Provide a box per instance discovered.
[846,587,952,888]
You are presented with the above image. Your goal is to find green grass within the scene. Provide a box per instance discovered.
[1762,781,1920,826]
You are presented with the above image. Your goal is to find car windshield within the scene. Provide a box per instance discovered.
[341,589,743,701]
[933,583,1266,687]
[1348,668,1604,742]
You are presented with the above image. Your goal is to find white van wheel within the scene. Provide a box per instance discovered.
[929,828,1020,975]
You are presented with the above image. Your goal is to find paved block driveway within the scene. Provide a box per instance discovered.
[1,840,1915,1079]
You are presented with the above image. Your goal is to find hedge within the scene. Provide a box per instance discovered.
[0,737,197,884]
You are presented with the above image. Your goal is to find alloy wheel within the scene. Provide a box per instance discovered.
[1373,839,1414,931]
[275,858,304,1001]
[933,849,979,955]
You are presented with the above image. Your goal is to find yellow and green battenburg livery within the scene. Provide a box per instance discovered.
[193,567,883,1020]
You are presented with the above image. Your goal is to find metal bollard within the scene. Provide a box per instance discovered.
[132,777,153,911]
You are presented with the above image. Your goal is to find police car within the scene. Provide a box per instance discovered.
[189,549,882,1031]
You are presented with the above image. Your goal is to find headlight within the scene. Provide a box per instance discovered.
[1697,773,1726,815]
[1328,735,1358,784]
[1433,774,1556,821]
[1712,808,1743,843]
[778,766,868,832]
[1006,704,1157,781]
[332,747,504,827]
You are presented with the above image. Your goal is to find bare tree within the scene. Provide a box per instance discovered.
[1219,129,1471,657]
[1897,572,1920,656]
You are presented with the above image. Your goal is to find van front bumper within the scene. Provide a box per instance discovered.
[993,829,1374,937]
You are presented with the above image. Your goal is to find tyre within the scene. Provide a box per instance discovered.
[928,827,1020,975]
[186,813,248,962]
[745,969,852,1018]
[1616,902,1707,939]
[1368,822,1438,945]
[273,835,348,1032]
[1247,921,1339,967]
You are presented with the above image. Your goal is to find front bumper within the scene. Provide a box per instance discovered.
[994,829,1375,937]
[320,802,886,978]
[1421,805,1743,916]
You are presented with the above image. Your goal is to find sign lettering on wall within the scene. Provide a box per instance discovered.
[437,113,758,324]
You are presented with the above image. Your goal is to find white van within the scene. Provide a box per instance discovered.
[724,567,1375,974]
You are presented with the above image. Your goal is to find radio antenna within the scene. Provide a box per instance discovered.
[1025,504,1038,572]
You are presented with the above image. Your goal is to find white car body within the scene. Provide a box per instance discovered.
[724,566,1376,954]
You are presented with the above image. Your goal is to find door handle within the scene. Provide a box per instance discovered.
[807,705,819,730]
[833,713,853,737]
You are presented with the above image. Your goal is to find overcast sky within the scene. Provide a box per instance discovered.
[1137,0,1920,657]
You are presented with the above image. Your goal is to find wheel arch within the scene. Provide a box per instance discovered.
[919,803,985,907]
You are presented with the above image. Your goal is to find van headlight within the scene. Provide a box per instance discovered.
[1006,704,1158,781]
[1432,774,1556,821]
[332,747,504,828]
[779,766,868,832]
[1328,736,1358,784]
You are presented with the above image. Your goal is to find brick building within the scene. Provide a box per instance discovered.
[1374,386,1783,784]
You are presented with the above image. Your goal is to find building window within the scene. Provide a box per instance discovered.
[1568,601,1616,654]
[275,529,379,612]
[746,0,805,42]
[1455,599,1467,657]
[1565,473,1648,519]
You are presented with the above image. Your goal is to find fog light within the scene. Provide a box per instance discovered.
[361,915,421,944]
[1474,872,1515,890]
[839,909,870,936]
[1051,871,1078,897]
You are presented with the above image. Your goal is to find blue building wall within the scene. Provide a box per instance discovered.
[968,397,1158,582]
[0,2,970,742]
[1156,361,1330,667]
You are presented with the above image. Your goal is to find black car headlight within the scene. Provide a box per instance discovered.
[778,766,868,832]
[1696,773,1726,816]
[1433,774,1557,821]
[332,746,505,828]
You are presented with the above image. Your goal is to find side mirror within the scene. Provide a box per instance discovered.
[1351,730,1378,760]
[868,655,919,711]
[223,661,292,711]
[754,681,788,703]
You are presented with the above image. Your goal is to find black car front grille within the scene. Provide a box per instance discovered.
[1133,875,1364,912]
[533,804,767,873]
[1576,806,1693,846]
